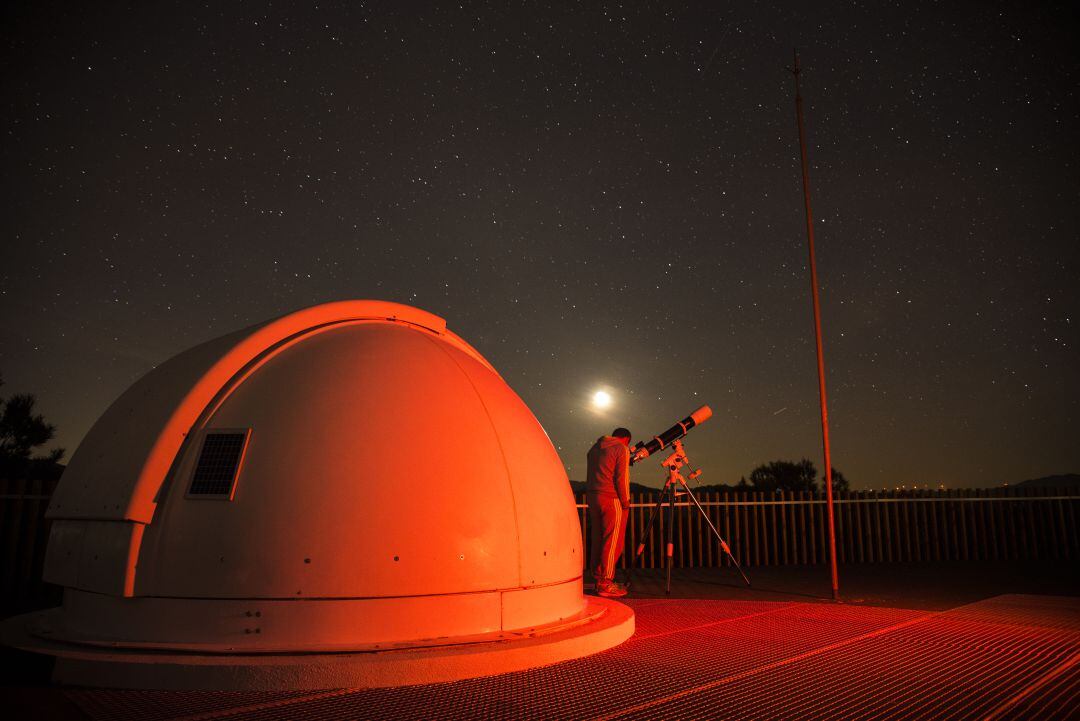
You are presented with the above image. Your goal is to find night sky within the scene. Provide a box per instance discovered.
[2,2,1077,490]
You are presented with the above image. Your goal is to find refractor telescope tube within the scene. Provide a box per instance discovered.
[629,405,712,465]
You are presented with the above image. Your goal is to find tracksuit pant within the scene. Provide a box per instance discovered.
[587,493,626,582]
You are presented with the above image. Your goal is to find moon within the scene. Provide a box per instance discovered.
[592,390,612,409]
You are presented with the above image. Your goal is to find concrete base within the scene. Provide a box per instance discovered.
[1,596,633,691]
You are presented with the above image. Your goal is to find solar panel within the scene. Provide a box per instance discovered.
[188,431,249,497]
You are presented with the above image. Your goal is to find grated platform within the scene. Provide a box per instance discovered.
[62,594,1078,720]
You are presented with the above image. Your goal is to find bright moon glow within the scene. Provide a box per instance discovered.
[593,390,612,409]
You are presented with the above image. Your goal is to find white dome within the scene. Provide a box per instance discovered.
[29,301,632,670]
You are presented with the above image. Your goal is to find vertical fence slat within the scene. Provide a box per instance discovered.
[989,487,1006,561]
[988,487,1003,561]
[1006,487,1023,561]
[931,490,942,560]
[911,492,922,561]
[1040,489,1057,561]
[970,489,983,561]
[788,491,799,565]
[721,492,730,565]
[812,492,820,566]
[865,491,878,562]
[1064,488,1075,560]
[915,491,928,562]
[791,491,800,565]
[984,487,997,561]
[878,490,890,562]
[707,493,717,568]
[865,491,875,563]
[1056,491,1070,561]
[1001,487,1016,561]
[890,492,901,562]
[691,493,700,568]
[903,492,915,562]
[2,479,28,600]
[743,492,753,566]
[689,497,697,568]
[898,490,909,562]
[720,492,731,567]
[794,492,803,565]
[18,479,43,607]
[821,492,829,566]
[798,492,806,565]
[853,492,863,563]
[962,489,972,561]
[908,491,918,562]
[828,493,836,564]
[754,491,765,566]
[738,493,748,566]
[1026,487,1040,561]
[944,490,957,561]
[839,492,847,566]
[655,493,663,569]
[708,492,717,565]
[774,491,786,565]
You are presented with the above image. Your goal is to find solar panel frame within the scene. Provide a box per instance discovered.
[185,428,251,500]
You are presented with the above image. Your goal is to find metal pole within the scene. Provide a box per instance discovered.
[791,49,840,602]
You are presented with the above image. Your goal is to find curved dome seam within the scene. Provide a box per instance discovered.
[417,332,525,589]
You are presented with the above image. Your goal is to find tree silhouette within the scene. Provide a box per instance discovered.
[748,458,851,493]
[0,375,65,479]
[749,459,817,492]
[829,468,851,493]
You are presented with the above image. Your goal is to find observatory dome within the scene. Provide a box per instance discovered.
[8,301,632,689]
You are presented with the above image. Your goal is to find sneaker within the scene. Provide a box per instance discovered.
[596,580,628,598]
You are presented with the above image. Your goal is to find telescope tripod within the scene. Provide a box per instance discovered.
[630,440,751,595]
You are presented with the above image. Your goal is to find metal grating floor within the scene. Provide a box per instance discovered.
[62,594,1079,720]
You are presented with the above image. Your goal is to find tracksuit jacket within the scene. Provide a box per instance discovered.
[586,436,631,504]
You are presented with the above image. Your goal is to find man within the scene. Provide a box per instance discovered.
[586,427,632,598]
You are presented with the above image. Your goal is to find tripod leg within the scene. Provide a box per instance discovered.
[682,484,751,587]
[634,491,667,564]
[628,488,668,589]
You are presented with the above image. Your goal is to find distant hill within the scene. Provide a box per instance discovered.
[1014,473,1080,490]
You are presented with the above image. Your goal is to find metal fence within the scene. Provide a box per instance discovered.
[2,482,1077,616]
[0,478,59,616]
[576,488,1080,570]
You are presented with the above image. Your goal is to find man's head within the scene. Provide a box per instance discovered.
[612,427,632,446]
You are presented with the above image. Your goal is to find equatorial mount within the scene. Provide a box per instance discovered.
[659,440,701,480]
[632,439,750,593]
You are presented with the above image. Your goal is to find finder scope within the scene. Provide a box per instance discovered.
[629,405,712,465]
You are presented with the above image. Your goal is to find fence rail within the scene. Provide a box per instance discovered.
[576,488,1079,570]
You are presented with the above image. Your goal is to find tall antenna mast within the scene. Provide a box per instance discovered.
[790,49,840,602]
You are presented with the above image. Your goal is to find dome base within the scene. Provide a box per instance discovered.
[1,597,633,691]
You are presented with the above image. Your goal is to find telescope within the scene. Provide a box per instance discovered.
[629,405,712,465]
